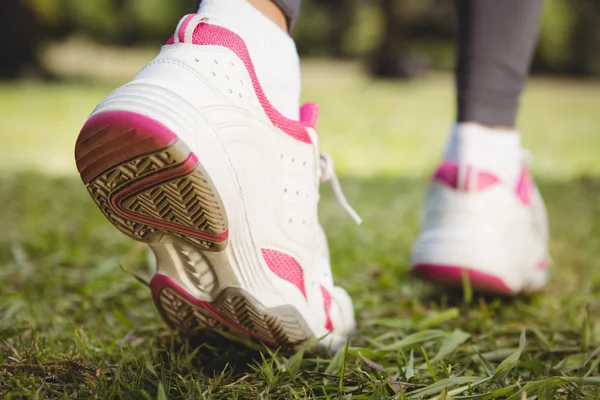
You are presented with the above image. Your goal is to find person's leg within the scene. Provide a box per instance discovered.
[412,0,549,295]
[445,0,544,186]
[455,0,544,128]
[249,0,289,31]
[267,0,302,31]
[75,0,357,352]
[198,0,297,31]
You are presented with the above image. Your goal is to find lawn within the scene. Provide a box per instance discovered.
[1,60,600,399]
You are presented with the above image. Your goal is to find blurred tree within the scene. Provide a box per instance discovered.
[0,0,44,78]
[4,0,600,78]
[321,0,357,57]
[534,0,572,73]
[294,0,358,57]
[369,0,426,78]
[567,0,600,76]
[60,0,192,45]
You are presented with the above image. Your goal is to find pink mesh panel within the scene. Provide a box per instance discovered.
[175,23,312,144]
[432,161,500,191]
[166,35,175,45]
[320,286,333,332]
[261,249,307,299]
[515,167,532,205]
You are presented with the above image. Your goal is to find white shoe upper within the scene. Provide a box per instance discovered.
[412,158,549,294]
[91,15,356,350]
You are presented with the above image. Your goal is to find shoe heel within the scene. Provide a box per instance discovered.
[75,110,229,252]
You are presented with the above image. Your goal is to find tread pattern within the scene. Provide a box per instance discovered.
[83,144,227,252]
[122,172,226,235]
[76,111,229,252]
[159,287,220,332]
[218,296,310,346]
[86,148,180,240]
[154,282,314,350]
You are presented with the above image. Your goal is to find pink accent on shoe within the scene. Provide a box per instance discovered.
[261,249,306,299]
[462,165,473,190]
[175,14,196,43]
[473,167,501,191]
[432,162,459,188]
[110,153,229,244]
[166,35,175,45]
[300,102,320,128]
[150,274,253,336]
[432,162,500,191]
[76,111,180,183]
[79,110,178,151]
[413,264,514,295]
[515,168,533,205]
[320,286,333,332]
[537,259,548,271]
[166,18,312,144]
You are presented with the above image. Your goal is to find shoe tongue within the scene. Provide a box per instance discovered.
[300,102,319,127]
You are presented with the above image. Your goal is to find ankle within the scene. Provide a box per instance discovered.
[461,120,516,132]
[248,0,288,32]
[197,0,301,120]
[444,123,522,184]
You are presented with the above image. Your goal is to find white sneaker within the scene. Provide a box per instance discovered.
[411,159,549,295]
[74,15,358,352]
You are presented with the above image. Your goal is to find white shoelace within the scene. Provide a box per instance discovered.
[319,153,362,225]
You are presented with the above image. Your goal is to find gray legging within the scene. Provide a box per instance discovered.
[202,0,544,127]
[276,0,544,127]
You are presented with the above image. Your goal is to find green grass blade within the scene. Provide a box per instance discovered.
[494,330,526,381]
[421,345,438,382]
[157,381,167,400]
[432,330,471,363]
[379,330,448,352]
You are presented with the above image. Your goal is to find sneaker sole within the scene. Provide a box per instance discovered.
[75,110,315,350]
[413,264,514,295]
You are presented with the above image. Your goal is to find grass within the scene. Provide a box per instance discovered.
[1,59,600,398]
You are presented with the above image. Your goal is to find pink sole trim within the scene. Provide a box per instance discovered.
[110,153,229,244]
[413,264,514,295]
[79,111,177,150]
[151,275,295,347]
[77,110,230,252]
[150,274,253,337]
[75,111,179,182]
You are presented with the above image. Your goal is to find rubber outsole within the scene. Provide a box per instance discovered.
[412,264,514,295]
[75,111,228,252]
[75,110,315,350]
[150,274,313,349]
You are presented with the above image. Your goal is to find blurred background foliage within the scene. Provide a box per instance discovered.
[2,0,600,79]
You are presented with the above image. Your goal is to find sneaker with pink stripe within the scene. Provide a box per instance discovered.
[74,14,358,352]
[412,160,549,295]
